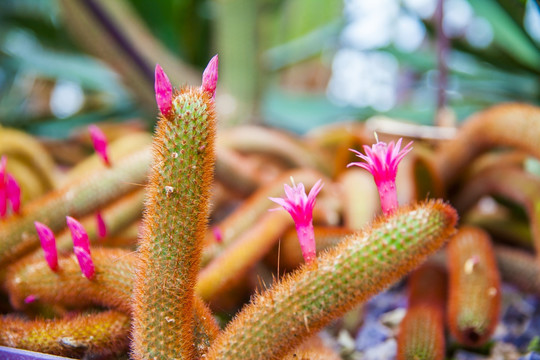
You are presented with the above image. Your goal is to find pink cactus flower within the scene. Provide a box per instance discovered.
[201,54,218,99]
[348,136,413,216]
[66,216,95,279]
[154,64,173,116]
[24,295,37,304]
[0,156,7,217]
[212,226,223,243]
[269,178,323,264]
[0,157,21,217]
[96,211,107,239]
[89,125,111,167]
[6,174,21,214]
[34,221,58,271]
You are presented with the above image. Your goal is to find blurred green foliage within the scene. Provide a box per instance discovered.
[0,0,538,136]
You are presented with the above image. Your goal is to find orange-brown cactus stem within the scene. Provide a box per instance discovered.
[434,102,540,187]
[6,248,220,358]
[0,147,150,268]
[7,248,135,313]
[452,167,540,261]
[0,310,130,358]
[397,264,447,360]
[494,245,540,296]
[204,200,458,360]
[218,125,334,176]
[397,306,445,360]
[132,73,217,358]
[215,145,265,196]
[197,210,292,301]
[202,168,328,264]
[283,335,342,360]
[447,226,501,347]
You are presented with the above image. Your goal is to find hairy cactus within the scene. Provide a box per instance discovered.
[131,59,218,359]
[204,200,457,360]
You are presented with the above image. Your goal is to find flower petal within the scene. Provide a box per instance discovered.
[34,221,58,271]
[66,216,95,279]
[155,64,173,116]
[201,55,219,99]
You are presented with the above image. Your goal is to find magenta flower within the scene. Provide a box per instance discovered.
[66,216,95,279]
[269,178,323,264]
[89,125,111,167]
[348,136,413,216]
[155,64,173,116]
[96,211,107,239]
[201,54,218,99]
[34,221,58,271]
[0,156,21,217]
[6,174,21,214]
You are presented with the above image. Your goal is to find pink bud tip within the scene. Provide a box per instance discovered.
[212,226,223,243]
[6,174,21,214]
[66,216,95,279]
[88,125,111,167]
[34,221,58,271]
[0,187,6,218]
[96,211,107,239]
[24,295,37,304]
[155,64,173,116]
[201,54,219,99]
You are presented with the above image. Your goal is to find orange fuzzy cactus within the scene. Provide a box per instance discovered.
[131,57,218,359]
[447,226,501,347]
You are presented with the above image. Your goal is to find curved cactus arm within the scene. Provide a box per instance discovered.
[205,200,457,360]
[0,310,130,359]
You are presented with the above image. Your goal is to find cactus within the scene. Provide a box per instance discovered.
[447,226,501,347]
[204,200,457,360]
[131,59,218,359]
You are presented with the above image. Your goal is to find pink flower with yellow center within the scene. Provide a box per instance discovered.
[348,136,413,216]
[269,178,323,264]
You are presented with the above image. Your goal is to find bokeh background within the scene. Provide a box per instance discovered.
[0,0,539,138]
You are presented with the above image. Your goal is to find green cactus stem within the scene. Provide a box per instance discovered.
[6,247,220,358]
[453,167,540,263]
[197,210,292,301]
[204,200,457,360]
[494,245,540,296]
[397,263,447,360]
[283,335,342,360]
[447,226,501,347]
[0,126,57,192]
[219,125,333,176]
[0,310,130,358]
[435,103,540,187]
[0,147,150,269]
[132,83,217,359]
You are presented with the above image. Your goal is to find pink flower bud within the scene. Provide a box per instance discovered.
[201,55,219,99]
[89,125,111,167]
[348,136,413,216]
[96,211,107,239]
[6,173,21,214]
[269,178,323,264]
[34,221,58,271]
[212,226,223,243]
[66,216,95,279]
[0,156,6,185]
[0,187,6,218]
[155,64,173,116]
[24,295,37,304]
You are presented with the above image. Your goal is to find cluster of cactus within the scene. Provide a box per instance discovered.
[0,54,540,360]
